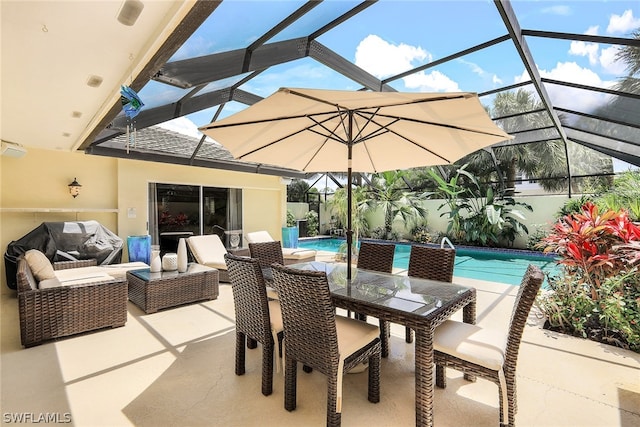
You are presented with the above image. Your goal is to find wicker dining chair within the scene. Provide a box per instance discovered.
[248,240,285,269]
[224,253,284,397]
[405,245,456,343]
[356,241,395,357]
[270,263,381,427]
[433,264,544,427]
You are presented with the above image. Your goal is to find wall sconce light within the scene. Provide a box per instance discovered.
[68,178,82,198]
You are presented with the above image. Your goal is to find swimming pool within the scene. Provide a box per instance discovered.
[298,238,560,286]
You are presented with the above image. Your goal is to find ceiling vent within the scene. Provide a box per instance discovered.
[1,141,27,158]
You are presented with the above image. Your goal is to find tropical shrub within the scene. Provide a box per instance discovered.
[410,221,434,244]
[304,210,319,237]
[526,224,548,251]
[286,210,296,227]
[595,170,640,221]
[428,165,532,247]
[536,202,640,351]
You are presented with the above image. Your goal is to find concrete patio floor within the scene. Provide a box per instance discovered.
[1,251,639,426]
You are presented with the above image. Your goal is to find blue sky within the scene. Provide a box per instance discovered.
[153,0,639,139]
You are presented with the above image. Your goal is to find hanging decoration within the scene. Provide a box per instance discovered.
[120,85,144,153]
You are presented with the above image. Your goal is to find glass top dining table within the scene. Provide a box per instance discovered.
[272,261,477,427]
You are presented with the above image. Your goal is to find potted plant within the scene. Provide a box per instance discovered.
[282,210,299,248]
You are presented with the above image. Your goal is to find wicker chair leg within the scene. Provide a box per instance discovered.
[284,358,298,411]
[247,337,257,349]
[498,385,506,426]
[506,377,517,427]
[261,343,274,396]
[368,353,381,404]
[435,364,446,388]
[236,332,246,376]
[379,320,390,358]
[327,370,341,427]
[405,327,413,343]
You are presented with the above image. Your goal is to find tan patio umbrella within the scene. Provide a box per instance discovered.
[199,87,513,278]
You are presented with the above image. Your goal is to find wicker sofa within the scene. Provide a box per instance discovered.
[16,252,146,347]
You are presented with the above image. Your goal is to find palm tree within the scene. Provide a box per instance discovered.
[614,28,640,94]
[460,89,611,194]
[364,170,428,239]
[326,185,370,240]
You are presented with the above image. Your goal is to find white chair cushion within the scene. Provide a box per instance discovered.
[433,320,507,371]
[334,315,380,412]
[247,230,316,260]
[187,235,228,271]
[335,315,380,360]
[246,231,274,244]
[268,300,284,333]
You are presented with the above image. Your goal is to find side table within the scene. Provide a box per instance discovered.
[127,263,219,313]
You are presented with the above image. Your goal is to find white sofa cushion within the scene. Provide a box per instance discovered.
[24,249,56,281]
[100,262,149,278]
[187,235,228,271]
[41,273,116,289]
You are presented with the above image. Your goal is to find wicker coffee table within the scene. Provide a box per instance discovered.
[127,263,219,313]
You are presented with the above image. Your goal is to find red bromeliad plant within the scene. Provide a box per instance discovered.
[540,202,640,300]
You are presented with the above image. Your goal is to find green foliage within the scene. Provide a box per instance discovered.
[304,210,319,237]
[410,221,435,244]
[556,195,594,219]
[364,170,428,240]
[595,170,640,221]
[538,274,595,336]
[286,210,296,227]
[526,224,548,251]
[326,186,370,240]
[536,203,640,351]
[427,164,532,247]
[287,179,311,202]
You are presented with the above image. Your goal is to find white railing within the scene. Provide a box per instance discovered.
[440,236,455,249]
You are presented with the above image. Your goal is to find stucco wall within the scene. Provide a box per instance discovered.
[1,147,287,292]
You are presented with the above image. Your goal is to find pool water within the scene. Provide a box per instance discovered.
[298,238,560,286]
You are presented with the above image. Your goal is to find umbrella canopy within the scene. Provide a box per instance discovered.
[199,88,513,277]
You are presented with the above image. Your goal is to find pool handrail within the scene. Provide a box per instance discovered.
[440,237,455,249]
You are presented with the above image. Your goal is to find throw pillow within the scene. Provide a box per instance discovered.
[24,249,56,282]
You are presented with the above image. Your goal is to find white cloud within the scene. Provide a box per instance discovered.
[541,5,571,16]
[514,62,616,115]
[569,40,600,65]
[403,70,461,92]
[492,74,503,85]
[607,9,640,34]
[599,45,627,75]
[355,34,461,92]
[569,26,599,65]
[355,34,430,78]
[158,117,211,140]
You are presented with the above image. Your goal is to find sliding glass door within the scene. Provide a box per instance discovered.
[148,183,243,252]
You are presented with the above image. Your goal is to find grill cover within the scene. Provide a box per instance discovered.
[4,221,123,289]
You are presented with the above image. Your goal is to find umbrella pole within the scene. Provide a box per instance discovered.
[346,112,353,280]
